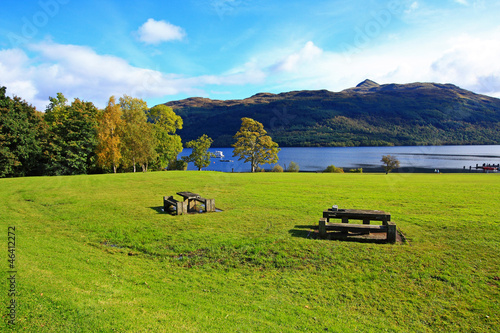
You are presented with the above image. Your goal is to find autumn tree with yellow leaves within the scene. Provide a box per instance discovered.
[96,96,123,173]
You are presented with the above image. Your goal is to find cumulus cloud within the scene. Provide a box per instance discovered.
[430,31,500,95]
[2,27,500,112]
[0,41,263,110]
[135,19,185,45]
[249,27,500,98]
[270,41,323,73]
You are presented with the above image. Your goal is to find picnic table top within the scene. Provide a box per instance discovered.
[323,208,391,220]
[177,191,201,199]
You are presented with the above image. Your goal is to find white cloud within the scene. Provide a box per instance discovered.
[2,27,500,112]
[135,19,185,45]
[270,41,323,73]
[405,1,420,14]
[247,27,500,98]
[454,0,468,5]
[430,31,500,95]
[0,41,263,110]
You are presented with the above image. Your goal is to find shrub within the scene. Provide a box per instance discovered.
[324,165,344,173]
[168,159,188,171]
[272,165,284,172]
[287,161,300,172]
[349,168,363,173]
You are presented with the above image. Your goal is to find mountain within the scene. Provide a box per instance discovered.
[164,80,500,147]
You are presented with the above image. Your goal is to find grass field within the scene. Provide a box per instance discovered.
[1,171,499,332]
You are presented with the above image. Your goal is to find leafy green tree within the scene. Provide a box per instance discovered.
[0,86,46,177]
[324,165,344,173]
[182,134,215,171]
[381,155,400,174]
[146,104,183,169]
[168,159,188,171]
[96,96,123,173]
[232,117,280,172]
[44,94,99,175]
[287,161,299,172]
[119,95,156,172]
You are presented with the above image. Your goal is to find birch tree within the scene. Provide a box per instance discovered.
[119,95,156,172]
[96,96,123,173]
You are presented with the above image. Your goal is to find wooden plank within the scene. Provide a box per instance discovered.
[318,218,327,238]
[324,223,387,233]
[164,196,185,215]
[386,221,396,243]
[323,209,390,222]
[177,191,200,199]
[205,198,215,212]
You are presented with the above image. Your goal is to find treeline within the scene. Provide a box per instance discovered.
[0,87,183,178]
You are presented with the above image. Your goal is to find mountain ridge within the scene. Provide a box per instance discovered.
[164,80,500,147]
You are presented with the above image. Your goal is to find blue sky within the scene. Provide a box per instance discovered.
[1,0,500,110]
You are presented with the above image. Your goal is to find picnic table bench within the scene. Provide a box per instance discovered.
[319,208,396,243]
[163,196,187,215]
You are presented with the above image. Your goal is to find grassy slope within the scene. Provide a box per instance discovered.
[1,172,499,332]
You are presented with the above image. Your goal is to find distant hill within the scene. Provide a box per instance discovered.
[164,80,500,147]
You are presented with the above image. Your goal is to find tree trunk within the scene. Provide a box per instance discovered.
[133,157,136,173]
[113,164,117,173]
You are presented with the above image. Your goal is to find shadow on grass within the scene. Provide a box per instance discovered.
[149,206,169,214]
[290,225,392,244]
[148,206,223,215]
[288,229,312,239]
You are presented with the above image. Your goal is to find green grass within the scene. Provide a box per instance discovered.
[1,171,499,332]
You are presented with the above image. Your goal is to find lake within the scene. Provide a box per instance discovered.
[177,145,500,172]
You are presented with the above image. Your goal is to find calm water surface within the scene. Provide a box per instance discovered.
[178,145,500,172]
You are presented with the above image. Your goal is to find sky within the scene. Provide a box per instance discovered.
[1,0,500,111]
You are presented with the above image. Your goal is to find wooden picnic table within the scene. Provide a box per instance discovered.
[320,208,396,243]
[176,191,215,212]
[177,191,201,211]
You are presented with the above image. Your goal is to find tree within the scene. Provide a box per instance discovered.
[182,134,215,171]
[44,94,99,175]
[324,165,344,173]
[232,117,280,172]
[287,161,300,172]
[146,104,183,169]
[271,164,284,172]
[96,96,123,173]
[381,155,400,174]
[0,86,46,177]
[119,95,156,172]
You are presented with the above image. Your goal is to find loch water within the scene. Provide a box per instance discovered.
[177,145,500,172]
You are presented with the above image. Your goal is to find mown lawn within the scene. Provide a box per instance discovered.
[1,171,499,332]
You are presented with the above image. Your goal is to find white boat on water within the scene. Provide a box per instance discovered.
[214,151,224,158]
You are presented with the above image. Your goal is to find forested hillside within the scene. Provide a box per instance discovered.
[167,80,500,147]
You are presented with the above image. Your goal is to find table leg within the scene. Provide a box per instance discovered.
[187,199,196,211]
[362,219,370,234]
[341,217,348,234]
